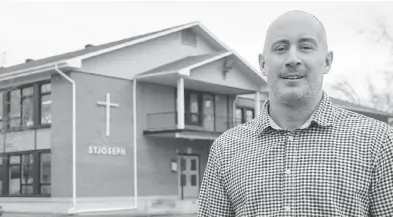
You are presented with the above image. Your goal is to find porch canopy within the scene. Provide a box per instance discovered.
[135,51,268,141]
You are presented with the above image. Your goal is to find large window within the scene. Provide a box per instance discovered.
[1,81,51,131]
[236,107,255,125]
[40,83,51,125]
[0,151,51,196]
[185,92,202,126]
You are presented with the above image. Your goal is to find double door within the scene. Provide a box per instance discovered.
[178,155,199,198]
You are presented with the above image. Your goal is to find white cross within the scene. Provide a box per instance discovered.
[97,93,119,136]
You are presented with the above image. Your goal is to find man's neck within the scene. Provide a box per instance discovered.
[269,92,323,131]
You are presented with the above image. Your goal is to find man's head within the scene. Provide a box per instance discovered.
[259,10,333,107]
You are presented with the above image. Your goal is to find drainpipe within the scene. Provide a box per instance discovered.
[67,76,138,215]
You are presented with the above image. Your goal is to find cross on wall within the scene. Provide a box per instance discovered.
[97,93,119,136]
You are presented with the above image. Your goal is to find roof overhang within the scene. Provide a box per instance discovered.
[0,58,82,83]
[134,51,266,94]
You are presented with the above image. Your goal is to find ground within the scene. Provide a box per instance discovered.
[2,214,196,217]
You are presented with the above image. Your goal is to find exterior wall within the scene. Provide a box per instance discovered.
[81,30,219,79]
[190,59,260,92]
[137,82,212,196]
[70,72,134,197]
[51,73,73,197]
[137,137,210,196]
[141,82,176,130]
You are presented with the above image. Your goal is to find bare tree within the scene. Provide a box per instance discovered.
[330,79,362,105]
[332,12,393,114]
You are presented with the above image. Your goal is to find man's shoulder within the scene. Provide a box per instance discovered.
[213,119,259,148]
[334,105,392,133]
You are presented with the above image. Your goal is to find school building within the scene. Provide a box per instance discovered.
[0,22,391,216]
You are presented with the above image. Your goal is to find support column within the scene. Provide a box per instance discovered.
[255,91,261,117]
[177,77,185,129]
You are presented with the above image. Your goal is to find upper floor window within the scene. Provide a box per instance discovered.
[40,83,51,125]
[236,107,255,125]
[185,92,202,126]
[0,81,51,131]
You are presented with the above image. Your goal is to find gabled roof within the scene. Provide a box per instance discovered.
[140,52,227,75]
[0,21,265,86]
[0,23,185,75]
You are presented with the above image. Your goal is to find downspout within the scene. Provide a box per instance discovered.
[66,76,138,215]
[54,65,77,210]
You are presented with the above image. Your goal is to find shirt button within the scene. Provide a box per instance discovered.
[285,206,291,211]
[288,136,293,141]
[285,169,291,175]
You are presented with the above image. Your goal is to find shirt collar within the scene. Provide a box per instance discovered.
[256,91,336,134]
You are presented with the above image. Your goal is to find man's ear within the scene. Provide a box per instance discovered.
[324,51,333,74]
[259,54,266,76]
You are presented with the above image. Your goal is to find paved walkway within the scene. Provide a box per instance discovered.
[1,213,196,217]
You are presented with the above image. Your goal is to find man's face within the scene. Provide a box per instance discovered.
[260,11,333,106]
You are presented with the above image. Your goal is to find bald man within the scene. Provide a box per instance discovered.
[198,11,393,216]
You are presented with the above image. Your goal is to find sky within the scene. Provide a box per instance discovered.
[1,1,393,103]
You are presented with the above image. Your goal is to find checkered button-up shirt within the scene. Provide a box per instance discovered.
[198,92,393,216]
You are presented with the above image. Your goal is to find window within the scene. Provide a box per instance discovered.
[236,107,255,125]
[185,92,202,126]
[0,150,51,196]
[40,83,51,125]
[1,81,51,131]
[40,152,51,194]
[21,154,34,194]
[22,87,34,127]
[10,88,22,127]
[235,108,242,125]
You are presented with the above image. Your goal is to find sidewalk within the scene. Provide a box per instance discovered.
[1,214,196,217]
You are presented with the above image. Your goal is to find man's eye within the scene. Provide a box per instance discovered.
[300,45,313,50]
[274,46,287,52]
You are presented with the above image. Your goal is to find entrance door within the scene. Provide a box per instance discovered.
[203,94,214,131]
[178,155,199,198]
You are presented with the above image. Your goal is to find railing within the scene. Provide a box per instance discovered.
[146,111,242,132]
[146,112,177,130]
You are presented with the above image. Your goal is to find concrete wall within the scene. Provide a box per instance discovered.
[82,30,219,79]
[137,137,211,196]
[137,82,212,196]
[67,72,135,197]
[51,73,73,197]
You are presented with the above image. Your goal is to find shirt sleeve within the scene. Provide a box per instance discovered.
[198,139,235,217]
[369,129,393,216]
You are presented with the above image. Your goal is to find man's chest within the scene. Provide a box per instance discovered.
[224,131,373,216]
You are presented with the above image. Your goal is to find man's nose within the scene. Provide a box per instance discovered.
[285,49,302,68]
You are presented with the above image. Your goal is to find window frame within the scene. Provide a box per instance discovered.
[236,107,255,125]
[39,82,52,126]
[184,90,203,126]
[0,149,51,197]
[0,80,51,132]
